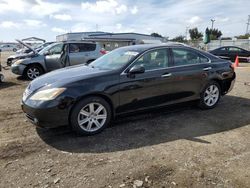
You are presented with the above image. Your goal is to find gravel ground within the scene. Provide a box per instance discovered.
[0,52,250,188]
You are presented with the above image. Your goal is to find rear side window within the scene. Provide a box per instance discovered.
[229,47,243,52]
[172,48,209,66]
[69,43,96,53]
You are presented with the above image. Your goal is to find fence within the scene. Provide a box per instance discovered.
[188,39,250,51]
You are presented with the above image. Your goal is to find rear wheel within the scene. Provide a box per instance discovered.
[86,59,95,64]
[199,81,221,109]
[24,65,43,80]
[70,97,111,135]
[7,59,13,66]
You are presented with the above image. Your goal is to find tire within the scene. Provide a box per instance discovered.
[0,74,4,83]
[199,81,221,109]
[70,97,111,136]
[24,65,44,80]
[7,59,13,66]
[86,59,95,64]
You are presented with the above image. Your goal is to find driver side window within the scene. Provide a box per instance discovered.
[133,49,169,71]
[48,44,63,55]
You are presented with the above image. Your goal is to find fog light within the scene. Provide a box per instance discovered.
[34,118,39,124]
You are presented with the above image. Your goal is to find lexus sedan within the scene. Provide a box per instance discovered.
[22,44,236,135]
[209,46,250,62]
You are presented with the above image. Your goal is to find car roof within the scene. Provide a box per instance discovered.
[216,46,246,49]
[61,40,97,44]
[116,43,188,52]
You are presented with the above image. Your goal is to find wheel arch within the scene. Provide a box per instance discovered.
[23,63,45,74]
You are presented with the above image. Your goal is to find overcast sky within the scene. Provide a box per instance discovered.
[0,0,249,42]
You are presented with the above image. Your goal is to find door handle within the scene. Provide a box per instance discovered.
[161,73,172,78]
[203,67,212,71]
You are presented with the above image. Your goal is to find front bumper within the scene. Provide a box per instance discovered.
[11,64,26,75]
[21,99,70,128]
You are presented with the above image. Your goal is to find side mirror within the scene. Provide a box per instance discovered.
[44,51,50,56]
[128,65,145,74]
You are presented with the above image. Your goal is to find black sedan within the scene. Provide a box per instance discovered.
[22,44,236,135]
[209,46,250,62]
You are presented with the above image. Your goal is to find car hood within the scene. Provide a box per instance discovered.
[16,39,36,54]
[29,65,109,91]
[8,53,37,60]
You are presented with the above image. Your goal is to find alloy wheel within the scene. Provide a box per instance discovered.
[77,102,107,132]
[204,84,219,107]
[27,67,40,80]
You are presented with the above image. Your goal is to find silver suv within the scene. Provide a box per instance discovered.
[11,41,104,80]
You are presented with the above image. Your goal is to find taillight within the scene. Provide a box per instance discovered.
[100,50,106,55]
[230,63,235,70]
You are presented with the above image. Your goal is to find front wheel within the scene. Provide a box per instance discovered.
[70,97,111,135]
[0,74,4,82]
[199,82,221,109]
[24,65,43,80]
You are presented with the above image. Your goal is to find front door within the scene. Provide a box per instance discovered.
[45,43,63,71]
[117,48,176,113]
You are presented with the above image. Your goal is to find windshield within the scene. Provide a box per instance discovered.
[89,48,140,70]
[38,43,61,55]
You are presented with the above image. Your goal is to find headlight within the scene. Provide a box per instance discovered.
[30,88,66,101]
[14,59,24,65]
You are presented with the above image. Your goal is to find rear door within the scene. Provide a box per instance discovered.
[168,47,212,101]
[68,43,97,65]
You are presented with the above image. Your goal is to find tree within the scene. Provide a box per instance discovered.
[203,28,210,44]
[150,33,163,38]
[235,34,250,39]
[189,27,203,40]
[171,35,186,43]
[208,28,222,39]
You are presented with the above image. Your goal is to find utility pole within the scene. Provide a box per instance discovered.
[211,19,215,29]
[185,26,189,40]
[246,15,250,34]
[96,24,99,32]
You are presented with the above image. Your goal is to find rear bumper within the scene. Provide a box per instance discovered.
[223,72,236,94]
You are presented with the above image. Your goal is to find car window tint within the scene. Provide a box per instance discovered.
[69,43,96,53]
[133,49,168,71]
[49,44,63,54]
[220,47,226,51]
[229,47,242,52]
[172,48,208,66]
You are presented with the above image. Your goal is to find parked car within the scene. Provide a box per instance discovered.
[21,44,236,135]
[7,41,54,66]
[11,41,103,80]
[0,60,4,82]
[0,44,17,52]
[209,46,250,62]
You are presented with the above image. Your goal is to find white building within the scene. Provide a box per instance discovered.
[56,32,166,51]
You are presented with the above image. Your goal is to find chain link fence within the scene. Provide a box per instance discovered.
[187,39,250,51]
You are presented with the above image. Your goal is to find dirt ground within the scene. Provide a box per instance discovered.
[0,52,250,188]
